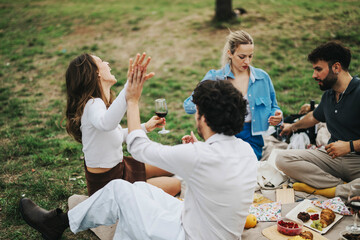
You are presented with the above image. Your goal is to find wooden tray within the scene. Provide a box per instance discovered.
[262,225,328,240]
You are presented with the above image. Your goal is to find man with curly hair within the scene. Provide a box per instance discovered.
[20,76,257,240]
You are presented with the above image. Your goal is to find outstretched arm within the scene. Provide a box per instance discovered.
[280,111,319,136]
[126,53,154,133]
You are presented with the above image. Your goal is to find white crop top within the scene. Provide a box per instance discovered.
[80,85,146,168]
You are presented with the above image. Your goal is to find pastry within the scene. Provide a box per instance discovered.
[299,231,313,240]
[320,209,335,228]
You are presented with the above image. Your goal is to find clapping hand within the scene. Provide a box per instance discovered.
[127,52,155,82]
[126,52,155,103]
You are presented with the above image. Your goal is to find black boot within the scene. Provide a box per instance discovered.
[19,198,69,240]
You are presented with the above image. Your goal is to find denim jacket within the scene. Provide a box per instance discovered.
[183,64,281,136]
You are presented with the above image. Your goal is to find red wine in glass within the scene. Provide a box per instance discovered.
[155,99,170,134]
[155,111,168,118]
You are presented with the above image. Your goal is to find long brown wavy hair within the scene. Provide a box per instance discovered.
[65,53,111,143]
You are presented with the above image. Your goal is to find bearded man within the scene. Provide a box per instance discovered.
[276,41,360,200]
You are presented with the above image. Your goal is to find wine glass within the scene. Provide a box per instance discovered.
[155,98,170,134]
[346,183,360,233]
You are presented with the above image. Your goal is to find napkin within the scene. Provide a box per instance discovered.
[311,197,351,215]
[249,202,282,221]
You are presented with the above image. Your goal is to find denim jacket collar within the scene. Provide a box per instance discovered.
[224,64,263,84]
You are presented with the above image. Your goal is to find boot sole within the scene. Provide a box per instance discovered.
[19,199,57,240]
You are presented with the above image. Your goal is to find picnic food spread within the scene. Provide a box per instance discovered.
[258,197,344,239]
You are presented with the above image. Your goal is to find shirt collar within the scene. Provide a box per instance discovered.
[225,64,258,83]
[205,133,237,144]
[249,66,259,83]
[346,75,359,94]
[329,75,359,96]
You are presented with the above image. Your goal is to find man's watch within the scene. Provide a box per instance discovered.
[350,140,355,153]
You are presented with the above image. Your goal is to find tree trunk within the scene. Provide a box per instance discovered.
[215,0,235,22]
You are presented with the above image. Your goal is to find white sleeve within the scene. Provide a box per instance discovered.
[87,85,127,131]
[126,129,198,179]
[121,123,148,143]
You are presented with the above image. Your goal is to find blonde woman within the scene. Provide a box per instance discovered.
[184,30,282,159]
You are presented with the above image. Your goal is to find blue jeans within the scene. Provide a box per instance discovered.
[235,122,264,160]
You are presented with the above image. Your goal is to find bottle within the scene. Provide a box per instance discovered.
[308,100,316,144]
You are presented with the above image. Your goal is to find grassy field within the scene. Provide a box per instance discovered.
[0,0,359,239]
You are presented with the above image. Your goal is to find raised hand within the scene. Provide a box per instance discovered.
[126,65,144,102]
[126,53,155,103]
[127,52,155,81]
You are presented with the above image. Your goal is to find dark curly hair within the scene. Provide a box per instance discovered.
[192,80,247,136]
[308,41,351,71]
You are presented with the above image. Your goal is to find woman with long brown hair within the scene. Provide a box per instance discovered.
[65,52,180,196]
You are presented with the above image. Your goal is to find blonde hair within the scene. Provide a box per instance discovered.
[221,30,254,67]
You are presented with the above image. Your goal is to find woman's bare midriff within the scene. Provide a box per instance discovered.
[86,166,112,173]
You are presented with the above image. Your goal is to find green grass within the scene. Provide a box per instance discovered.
[0,0,359,239]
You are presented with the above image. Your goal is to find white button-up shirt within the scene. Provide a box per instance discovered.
[127,130,257,239]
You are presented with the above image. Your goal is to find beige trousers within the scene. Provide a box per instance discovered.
[275,148,360,199]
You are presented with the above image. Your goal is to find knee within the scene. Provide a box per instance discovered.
[104,179,131,192]
[275,151,290,171]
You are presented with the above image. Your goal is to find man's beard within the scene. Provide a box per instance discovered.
[317,70,338,91]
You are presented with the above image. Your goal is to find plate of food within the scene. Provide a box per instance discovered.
[286,199,343,234]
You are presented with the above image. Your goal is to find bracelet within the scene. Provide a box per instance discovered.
[350,140,355,152]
